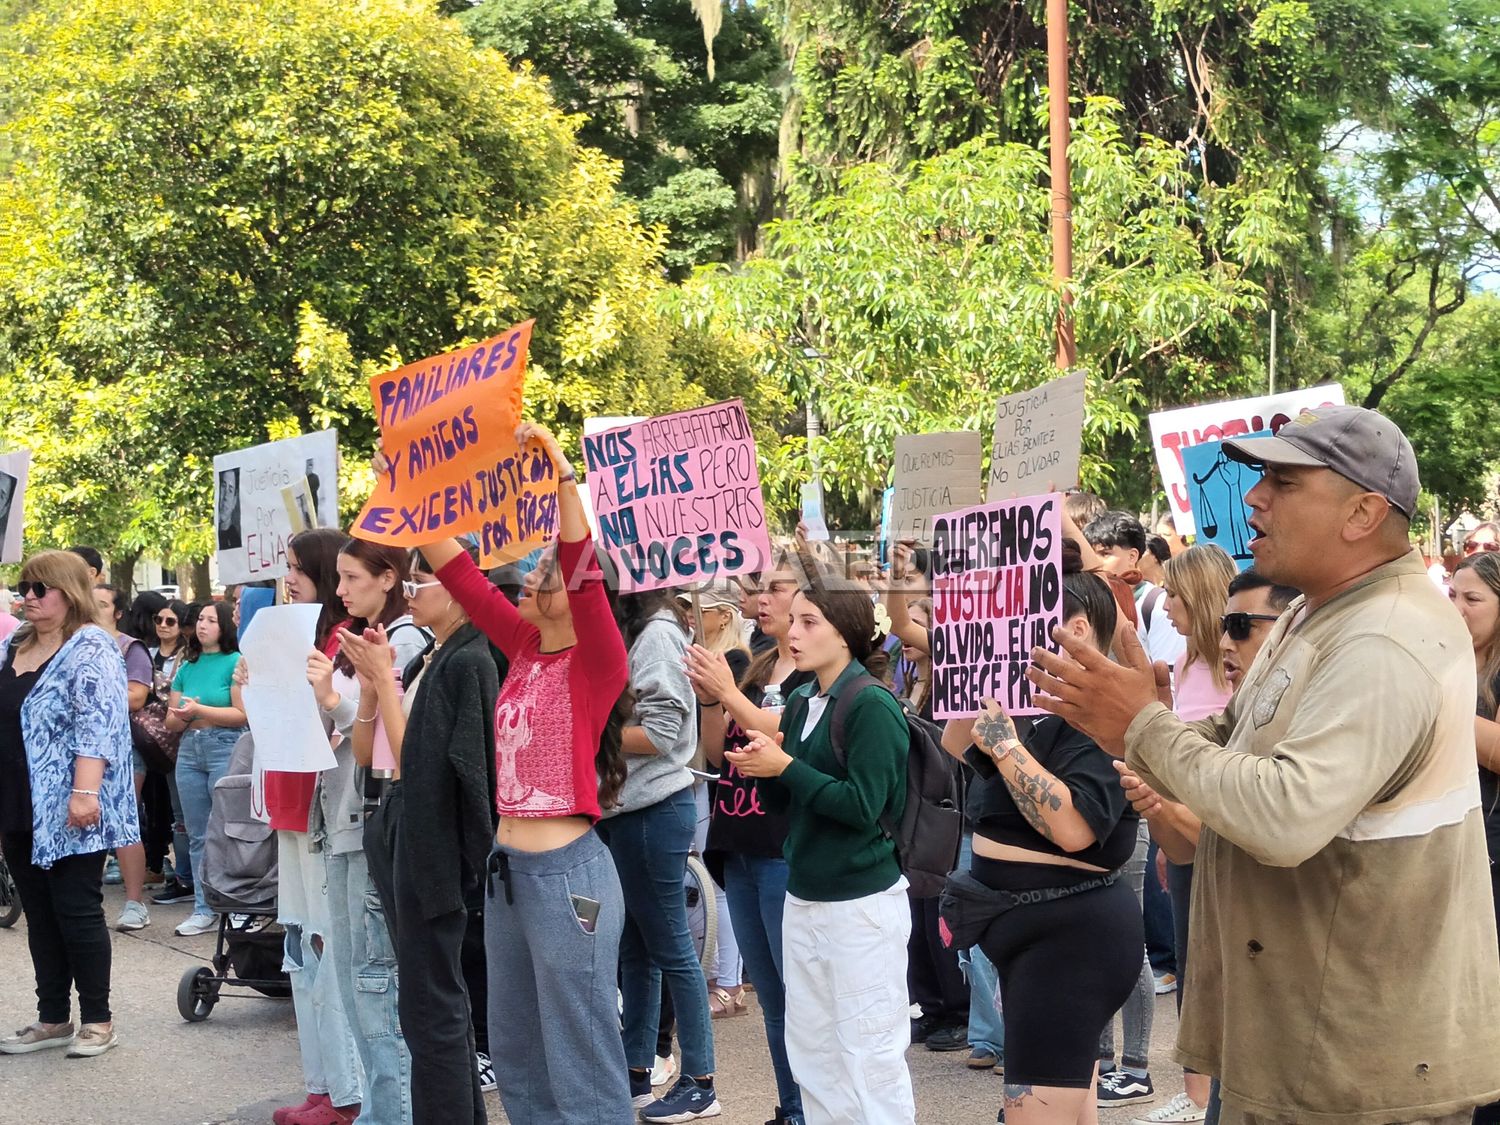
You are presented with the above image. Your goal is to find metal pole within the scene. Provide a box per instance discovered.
[1269,309,1278,394]
[1047,0,1075,370]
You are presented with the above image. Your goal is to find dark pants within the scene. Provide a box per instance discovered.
[141,769,173,875]
[908,895,967,1023]
[462,881,489,1058]
[1,832,112,1025]
[366,788,485,1125]
[1144,839,1176,974]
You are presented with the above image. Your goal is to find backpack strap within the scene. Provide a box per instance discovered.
[829,673,900,841]
[1141,586,1165,632]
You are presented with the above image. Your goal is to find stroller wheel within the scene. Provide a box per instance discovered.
[177,966,219,1022]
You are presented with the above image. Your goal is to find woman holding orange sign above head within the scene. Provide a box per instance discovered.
[405,423,636,1125]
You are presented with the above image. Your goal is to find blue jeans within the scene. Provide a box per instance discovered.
[175,726,243,915]
[326,849,411,1125]
[957,837,1004,1057]
[724,852,802,1118]
[596,787,715,1077]
[1144,839,1176,974]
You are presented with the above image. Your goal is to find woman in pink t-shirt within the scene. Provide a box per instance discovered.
[1139,543,1238,1125]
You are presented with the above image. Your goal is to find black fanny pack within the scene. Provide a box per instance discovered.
[937,867,1120,950]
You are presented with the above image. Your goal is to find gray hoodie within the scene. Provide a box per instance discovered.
[608,610,696,816]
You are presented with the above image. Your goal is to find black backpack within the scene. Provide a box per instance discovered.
[830,675,964,898]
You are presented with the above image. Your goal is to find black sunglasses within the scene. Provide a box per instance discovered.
[17,580,52,600]
[1220,612,1280,642]
[155,614,179,626]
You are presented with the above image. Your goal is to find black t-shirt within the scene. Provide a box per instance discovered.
[706,665,818,861]
[964,715,1138,871]
[1479,676,1500,860]
[0,650,50,834]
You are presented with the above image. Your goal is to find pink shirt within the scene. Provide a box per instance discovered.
[1173,653,1232,723]
[0,613,17,644]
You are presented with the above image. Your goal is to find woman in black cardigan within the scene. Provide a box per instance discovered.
[342,545,500,1125]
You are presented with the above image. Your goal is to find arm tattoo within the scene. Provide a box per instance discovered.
[1001,763,1065,843]
[974,709,1018,752]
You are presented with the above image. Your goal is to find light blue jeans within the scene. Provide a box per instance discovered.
[175,726,244,915]
[326,848,410,1125]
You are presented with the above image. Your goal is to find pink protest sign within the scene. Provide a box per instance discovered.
[928,493,1064,719]
[583,399,773,593]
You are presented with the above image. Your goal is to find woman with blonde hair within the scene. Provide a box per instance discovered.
[1133,543,1237,1125]
[0,550,138,1058]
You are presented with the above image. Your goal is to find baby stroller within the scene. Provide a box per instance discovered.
[177,732,291,1021]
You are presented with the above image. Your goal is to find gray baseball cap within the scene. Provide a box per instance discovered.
[1221,404,1419,519]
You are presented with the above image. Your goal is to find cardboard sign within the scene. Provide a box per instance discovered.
[800,481,830,541]
[240,604,336,773]
[928,493,1064,719]
[1182,434,1268,570]
[892,432,984,545]
[215,431,339,584]
[584,399,772,593]
[989,371,1086,494]
[0,450,30,565]
[354,320,557,564]
[1149,385,1344,534]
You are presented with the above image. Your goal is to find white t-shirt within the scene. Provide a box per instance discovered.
[1135,582,1187,668]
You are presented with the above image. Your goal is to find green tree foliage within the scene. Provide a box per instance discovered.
[461,0,785,274]
[673,99,1261,516]
[0,0,773,564]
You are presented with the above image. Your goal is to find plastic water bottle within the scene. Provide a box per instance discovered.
[761,683,785,715]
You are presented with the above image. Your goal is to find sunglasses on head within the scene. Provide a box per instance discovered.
[1220,612,1280,642]
[17,580,52,600]
[401,579,443,599]
[155,613,178,626]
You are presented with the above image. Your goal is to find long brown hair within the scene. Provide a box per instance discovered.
[796,574,891,681]
[1163,544,1238,692]
[596,685,633,811]
[13,550,98,650]
[333,540,411,676]
[1459,553,1500,717]
[289,528,350,649]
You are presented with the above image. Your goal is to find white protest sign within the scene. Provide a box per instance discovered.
[215,430,339,583]
[1148,386,1345,534]
[0,450,31,565]
[240,603,336,773]
[800,481,830,541]
[891,432,983,545]
[989,371,1085,494]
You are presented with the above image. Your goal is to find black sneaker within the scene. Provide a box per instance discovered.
[910,1013,940,1044]
[925,1021,969,1052]
[1097,1068,1155,1106]
[150,879,194,905]
[639,1076,722,1122]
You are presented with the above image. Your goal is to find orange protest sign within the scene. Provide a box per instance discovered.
[352,319,557,563]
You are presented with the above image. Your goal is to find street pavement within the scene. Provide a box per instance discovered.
[0,884,1187,1124]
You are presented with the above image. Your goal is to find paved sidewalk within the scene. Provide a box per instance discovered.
[0,885,1187,1124]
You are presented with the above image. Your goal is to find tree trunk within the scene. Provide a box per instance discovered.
[110,548,143,597]
[189,558,212,601]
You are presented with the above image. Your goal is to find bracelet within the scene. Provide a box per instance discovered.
[70,789,99,797]
[354,712,378,725]
[558,469,577,484]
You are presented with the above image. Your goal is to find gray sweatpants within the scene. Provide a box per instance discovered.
[484,830,634,1125]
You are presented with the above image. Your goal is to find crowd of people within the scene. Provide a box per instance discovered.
[0,404,1498,1125]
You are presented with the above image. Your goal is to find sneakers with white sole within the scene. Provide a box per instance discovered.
[174,912,219,936]
[1132,1092,1206,1125]
[0,1021,75,1054]
[639,1076,722,1122]
[1097,1068,1155,1106]
[476,1051,497,1093]
[651,1052,678,1087]
[116,900,150,932]
[66,1022,118,1058]
[1153,970,1178,995]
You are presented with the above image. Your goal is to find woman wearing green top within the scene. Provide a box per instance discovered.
[728,576,914,1125]
[165,600,246,935]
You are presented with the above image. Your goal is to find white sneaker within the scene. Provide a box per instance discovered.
[115,900,150,932]
[476,1051,497,1093]
[1153,970,1178,994]
[650,1052,678,1087]
[1132,1092,1207,1125]
[174,912,219,937]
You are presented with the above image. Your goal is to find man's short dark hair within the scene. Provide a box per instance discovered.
[67,545,105,576]
[1145,536,1171,564]
[1083,511,1147,556]
[1227,569,1300,611]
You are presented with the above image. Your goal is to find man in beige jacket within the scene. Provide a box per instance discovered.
[1028,405,1500,1125]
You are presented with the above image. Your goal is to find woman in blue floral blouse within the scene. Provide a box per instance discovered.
[0,550,138,1059]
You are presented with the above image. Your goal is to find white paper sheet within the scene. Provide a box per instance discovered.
[239,603,336,773]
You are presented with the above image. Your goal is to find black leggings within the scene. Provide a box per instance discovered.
[973,859,1143,1089]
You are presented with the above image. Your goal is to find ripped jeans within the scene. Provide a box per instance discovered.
[278,830,363,1108]
[326,848,411,1125]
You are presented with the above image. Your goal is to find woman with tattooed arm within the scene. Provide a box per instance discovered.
[939,553,1142,1125]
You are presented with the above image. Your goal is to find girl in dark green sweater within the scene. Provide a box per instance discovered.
[727,576,915,1125]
